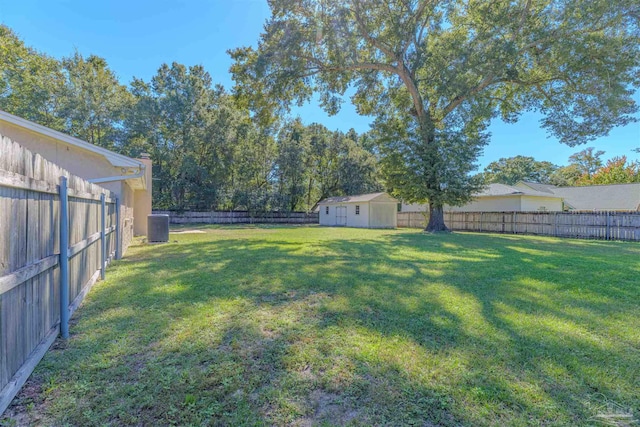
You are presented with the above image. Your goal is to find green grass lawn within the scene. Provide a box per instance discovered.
[3,226,639,426]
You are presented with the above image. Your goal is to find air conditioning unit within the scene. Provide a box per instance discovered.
[148,214,169,243]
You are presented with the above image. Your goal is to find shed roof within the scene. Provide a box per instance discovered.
[318,192,398,204]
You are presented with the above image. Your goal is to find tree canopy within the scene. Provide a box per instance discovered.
[0,24,380,212]
[482,156,557,185]
[231,0,640,230]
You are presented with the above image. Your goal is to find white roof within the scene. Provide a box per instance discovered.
[318,192,398,204]
[0,109,143,169]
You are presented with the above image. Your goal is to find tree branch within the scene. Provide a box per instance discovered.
[351,0,398,60]
[299,55,397,75]
[442,0,532,118]
[442,74,495,117]
[402,0,431,58]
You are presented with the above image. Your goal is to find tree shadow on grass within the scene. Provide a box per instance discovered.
[7,230,640,426]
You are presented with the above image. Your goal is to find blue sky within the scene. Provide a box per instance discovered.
[1,0,638,169]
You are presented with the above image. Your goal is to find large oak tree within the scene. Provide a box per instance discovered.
[230,0,640,231]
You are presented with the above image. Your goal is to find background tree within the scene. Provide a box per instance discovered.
[482,155,558,185]
[0,25,66,130]
[549,164,582,186]
[568,147,606,179]
[123,63,244,210]
[60,52,132,150]
[230,0,640,231]
[274,119,310,211]
[575,156,640,185]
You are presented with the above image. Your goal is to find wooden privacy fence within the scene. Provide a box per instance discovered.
[153,210,319,225]
[398,210,640,241]
[0,135,122,415]
[396,211,428,229]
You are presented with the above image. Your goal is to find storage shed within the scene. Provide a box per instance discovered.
[318,192,398,228]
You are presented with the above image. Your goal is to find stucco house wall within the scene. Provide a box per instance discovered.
[400,184,564,213]
[520,196,563,211]
[445,196,523,212]
[133,156,153,236]
[401,202,427,212]
[0,110,152,254]
[0,120,120,181]
[516,181,640,211]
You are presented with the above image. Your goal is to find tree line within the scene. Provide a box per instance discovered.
[3,0,639,230]
[0,25,380,212]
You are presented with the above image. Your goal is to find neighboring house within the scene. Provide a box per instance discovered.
[400,181,640,213]
[515,181,640,211]
[401,183,563,213]
[319,192,398,228]
[0,110,152,242]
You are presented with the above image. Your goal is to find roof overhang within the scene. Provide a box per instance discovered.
[318,192,399,204]
[0,110,143,169]
[475,193,561,199]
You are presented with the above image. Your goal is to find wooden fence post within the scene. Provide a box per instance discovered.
[605,211,611,240]
[59,176,70,339]
[115,197,121,260]
[100,193,106,280]
[116,197,122,259]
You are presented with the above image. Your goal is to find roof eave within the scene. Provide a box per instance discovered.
[0,110,143,169]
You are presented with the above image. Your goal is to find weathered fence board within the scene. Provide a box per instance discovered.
[0,134,121,415]
[153,210,320,225]
[396,211,428,229]
[398,210,640,241]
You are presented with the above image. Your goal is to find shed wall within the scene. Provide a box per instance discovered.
[319,201,397,228]
[319,205,334,226]
[346,203,370,228]
[369,202,397,228]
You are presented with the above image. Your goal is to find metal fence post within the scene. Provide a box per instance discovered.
[100,193,106,279]
[115,197,121,260]
[59,176,70,339]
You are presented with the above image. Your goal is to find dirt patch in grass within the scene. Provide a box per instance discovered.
[2,378,47,427]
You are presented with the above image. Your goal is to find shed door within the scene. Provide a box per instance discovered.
[336,206,347,226]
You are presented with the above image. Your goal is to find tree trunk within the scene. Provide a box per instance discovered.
[425,202,449,232]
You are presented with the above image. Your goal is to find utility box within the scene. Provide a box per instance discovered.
[148,214,169,243]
